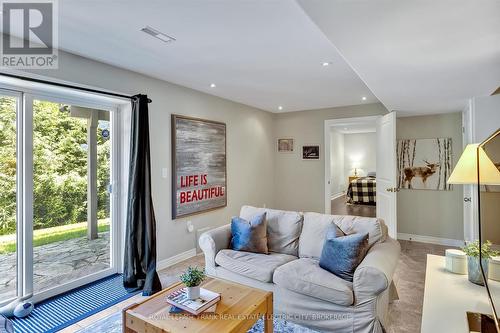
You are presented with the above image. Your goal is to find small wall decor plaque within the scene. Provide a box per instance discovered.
[302,145,320,160]
[278,138,294,153]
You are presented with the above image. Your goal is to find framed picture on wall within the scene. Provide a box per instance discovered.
[171,115,227,219]
[278,138,294,153]
[396,137,453,190]
[302,145,320,160]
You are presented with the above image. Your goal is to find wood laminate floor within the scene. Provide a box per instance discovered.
[331,195,376,217]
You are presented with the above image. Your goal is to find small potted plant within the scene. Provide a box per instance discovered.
[462,240,499,285]
[180,266,206,300]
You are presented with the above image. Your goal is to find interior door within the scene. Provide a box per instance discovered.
[376,112,397,238]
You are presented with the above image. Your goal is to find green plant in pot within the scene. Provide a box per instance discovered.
[180,266,206,300]
[462,240,499,286]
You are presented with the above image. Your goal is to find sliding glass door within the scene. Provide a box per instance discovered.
[32,98,112,294]
[0,89,119,305]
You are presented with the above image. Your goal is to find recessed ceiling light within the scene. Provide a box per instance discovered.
[210,83,216,88]
[278,106,283,111]
[322,62,331,67]
[362,96,367,101]
[141,26,176,43]
[344,127,348,130]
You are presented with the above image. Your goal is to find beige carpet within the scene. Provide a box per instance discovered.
[386,240,456,333]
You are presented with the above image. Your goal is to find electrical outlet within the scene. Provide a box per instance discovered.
[186,220,194,233]
[161,168,168,178]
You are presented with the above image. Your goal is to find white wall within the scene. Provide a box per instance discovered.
[273,103,388,213]
[330,129,344,196]
[343,132,376,178]
[397,113,464,241]
[26,50,275,263]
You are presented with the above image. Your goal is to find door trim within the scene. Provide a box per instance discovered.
[324,116,382,214]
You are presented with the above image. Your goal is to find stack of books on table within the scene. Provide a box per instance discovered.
[166,288,221,316]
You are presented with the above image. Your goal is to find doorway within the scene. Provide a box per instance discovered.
[326,116,378,217]
[324,114,398,238]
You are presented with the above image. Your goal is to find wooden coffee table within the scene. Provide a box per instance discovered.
[122,278,273,333]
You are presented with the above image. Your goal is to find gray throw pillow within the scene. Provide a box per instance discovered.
[319,227,369,282]
[230,212,268,254]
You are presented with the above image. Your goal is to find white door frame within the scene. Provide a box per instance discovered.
[324,116,381,214]
[0,77,128,306]
[462,101,476,242]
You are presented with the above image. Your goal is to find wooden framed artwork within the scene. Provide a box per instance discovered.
[277,138,294,153]
[171,115,227,219]
[302,145,320,160]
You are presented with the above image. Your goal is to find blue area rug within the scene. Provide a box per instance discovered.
[11,274,139,333]
[78,310,318,333]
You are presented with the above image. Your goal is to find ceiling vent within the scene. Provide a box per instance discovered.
[141,26,176,43]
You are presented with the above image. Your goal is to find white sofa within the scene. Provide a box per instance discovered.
[199,206,400,333]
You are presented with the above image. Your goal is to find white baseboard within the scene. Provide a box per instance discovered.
[157,248,197,271]
[397,233,465,247]
[331,192,345,200]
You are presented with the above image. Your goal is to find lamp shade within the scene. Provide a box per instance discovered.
[448,144,500,185]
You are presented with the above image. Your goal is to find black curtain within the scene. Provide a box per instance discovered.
[123,94,162,296]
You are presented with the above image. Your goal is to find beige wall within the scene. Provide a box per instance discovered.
[28,51,275,262]
[397,113,464,240]
[273,103,387,213]
[343,132,377,177]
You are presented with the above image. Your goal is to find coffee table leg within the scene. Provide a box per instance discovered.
[122,304,138,333]
[264,294,273,333]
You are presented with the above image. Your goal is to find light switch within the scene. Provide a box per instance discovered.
[161,168,168,178]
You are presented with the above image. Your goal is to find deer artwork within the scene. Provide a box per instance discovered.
[403,160,440,189]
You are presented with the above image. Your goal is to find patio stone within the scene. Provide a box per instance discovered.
[0,231,110,300]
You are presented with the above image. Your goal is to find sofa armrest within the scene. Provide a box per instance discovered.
[353,237,400,303]
[198,224,231,275]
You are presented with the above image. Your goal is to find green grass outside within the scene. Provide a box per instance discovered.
[0,219,110,254]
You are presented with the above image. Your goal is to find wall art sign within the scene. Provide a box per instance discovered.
[302,145,320,160]
[171,115,227,219]
[397,138,453,190]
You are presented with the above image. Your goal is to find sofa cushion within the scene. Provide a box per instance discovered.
[319,229,369,282]
[273,258,354,306]
[215,249,297,283]
[230,213,268,254]
[332,215,387,246]
[240,206,303,256]
[299,212,344,259]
